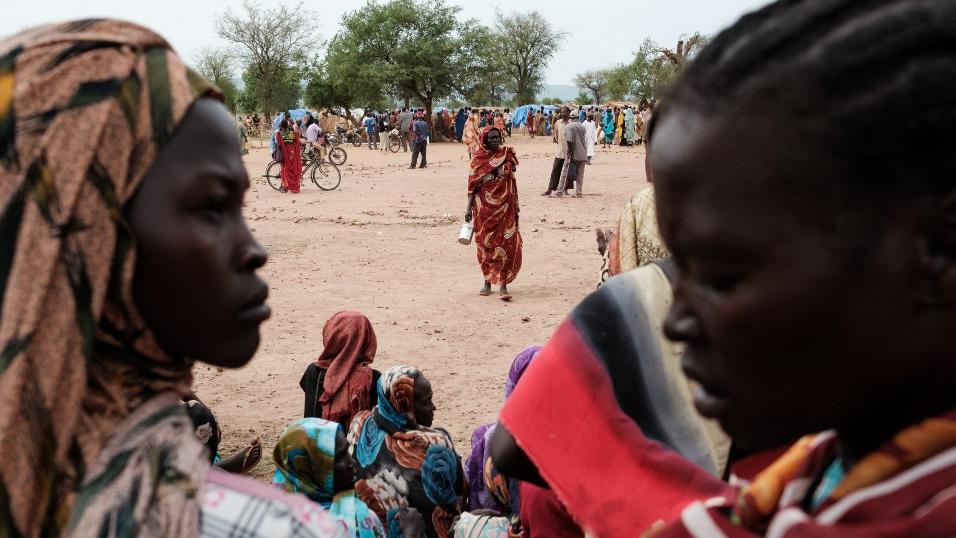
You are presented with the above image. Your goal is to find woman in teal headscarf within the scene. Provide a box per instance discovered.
[349,366,465,538]
[602,108,615,147]
[273,418,386,537]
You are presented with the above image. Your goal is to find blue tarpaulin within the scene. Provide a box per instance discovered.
[511,104,559,127]
[271,108,316,130]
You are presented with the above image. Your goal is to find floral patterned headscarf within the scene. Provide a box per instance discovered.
[0,19,219,537]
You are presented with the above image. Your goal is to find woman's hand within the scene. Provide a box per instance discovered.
[397,508,425,538]
[465,211,472,223]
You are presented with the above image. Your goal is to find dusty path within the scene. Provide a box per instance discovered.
[194,133,650,479]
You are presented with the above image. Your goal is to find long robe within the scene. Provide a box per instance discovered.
[455,110,466,141]
[469,127,522,285]
[602,110,615,144]
[624,108,637,144]
[277,127,302,193]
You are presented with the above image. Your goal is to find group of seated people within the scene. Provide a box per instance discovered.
[4,2,956,536]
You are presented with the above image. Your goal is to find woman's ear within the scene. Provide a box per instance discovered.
[917,192,956,307]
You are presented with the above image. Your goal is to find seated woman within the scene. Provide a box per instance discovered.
[349,366,465,538]
[183,397,262,473]
[302,311,381,429]
[273,418,385,536]
[596,185,671,288]
[463,346,583,537]
[0,20,342,536]
[490,262,732,535]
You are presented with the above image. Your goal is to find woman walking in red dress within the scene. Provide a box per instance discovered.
[466,126,522,301]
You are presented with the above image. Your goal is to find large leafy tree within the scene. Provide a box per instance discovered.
[216,1,318,115]
[328,0,489,122]
[496,10,566,104]
[454,25,510,106]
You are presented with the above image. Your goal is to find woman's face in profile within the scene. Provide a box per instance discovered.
[127,98,270,368]
[652,106,921,451]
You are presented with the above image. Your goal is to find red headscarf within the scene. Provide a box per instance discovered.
[314,311,377,426]
[468,126,518,194]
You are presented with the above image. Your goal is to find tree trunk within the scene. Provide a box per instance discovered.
[425,96,434,143]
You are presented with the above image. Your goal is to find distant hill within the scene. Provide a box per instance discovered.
[538,84,579,102]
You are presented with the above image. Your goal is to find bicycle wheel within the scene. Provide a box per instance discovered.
[312,161,342,191]
[351,136,362,148]
[328,146,347,166]
[264,160,282,191]
[387,135,400,153]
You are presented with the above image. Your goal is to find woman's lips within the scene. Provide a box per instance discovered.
[237,303,271,323]
[690,382,730,418]
[237,285,271,323]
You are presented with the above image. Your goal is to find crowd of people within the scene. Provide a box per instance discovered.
[4,2,956,537]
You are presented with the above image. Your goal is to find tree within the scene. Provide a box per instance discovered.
[454,25,510,106]
[240,61,304,114]
[495,10,567,105]
[216,1,319,115]
[192,46,239,111]
[659,32,710,68]
[574,90,592,105]
[597,34,710,104]
[328,0,487,126]
[573,69,610,105]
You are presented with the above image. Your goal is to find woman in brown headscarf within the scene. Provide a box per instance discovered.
[0,20,342,538]
[301,311,381,429]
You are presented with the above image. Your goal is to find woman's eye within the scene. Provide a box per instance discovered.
[700,272,743,293]
[200,197,227,219]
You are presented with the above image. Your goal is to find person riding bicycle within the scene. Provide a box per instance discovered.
[303,113,326,161]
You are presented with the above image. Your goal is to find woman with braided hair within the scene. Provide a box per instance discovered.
[492,1,956,536]
[0,20,343,537]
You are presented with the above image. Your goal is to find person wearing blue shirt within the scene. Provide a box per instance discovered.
[363,113,378,150]
[409,114,430,169]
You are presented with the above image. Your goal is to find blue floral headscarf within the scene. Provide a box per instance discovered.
[272,418,384,537]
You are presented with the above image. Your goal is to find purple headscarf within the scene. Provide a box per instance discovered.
[505,345,543,399]
[466,345,543,512]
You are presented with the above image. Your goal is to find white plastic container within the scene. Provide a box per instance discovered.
[458,222,474,245]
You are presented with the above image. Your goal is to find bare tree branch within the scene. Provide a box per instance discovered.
[216,0,319,114]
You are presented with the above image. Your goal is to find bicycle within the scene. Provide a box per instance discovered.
[317,134,348,165]
[264,150,342,192]
[385,129,402,153]
[336,126,363,147]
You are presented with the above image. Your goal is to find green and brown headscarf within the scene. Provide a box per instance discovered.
[0,20,220,537]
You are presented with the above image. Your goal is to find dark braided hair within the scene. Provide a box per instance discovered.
[657,0,956,201]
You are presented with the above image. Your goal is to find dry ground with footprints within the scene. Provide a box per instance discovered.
[195,133,650,479]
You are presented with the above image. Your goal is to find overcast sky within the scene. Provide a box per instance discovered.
[1,0,770,85]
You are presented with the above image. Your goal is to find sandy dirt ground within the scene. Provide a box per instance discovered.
[194,132,650,479]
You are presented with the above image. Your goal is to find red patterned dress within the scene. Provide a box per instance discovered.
[469,126,522,285]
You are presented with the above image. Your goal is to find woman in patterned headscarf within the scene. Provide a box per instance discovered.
[465,345,540,515]
[348,366,465,538]
[273,418,385,537]
[465,126,522,301]
[0,20,342,538]
[301,311,381,429]
[461,111,480,160]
